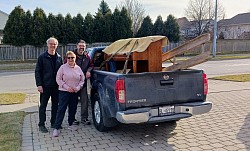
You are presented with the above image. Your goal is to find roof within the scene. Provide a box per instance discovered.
[219,12,250,26]
[0,10,9,30]
[177,17,191,30]
[0,10,9,16]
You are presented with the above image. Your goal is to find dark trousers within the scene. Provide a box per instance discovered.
[54,90,78,129]
[78,86,89,120]
[38,86,59,127]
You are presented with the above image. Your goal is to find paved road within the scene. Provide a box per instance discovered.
[193,58,250,77]
[0,71,36,94]
[163,58,250,78]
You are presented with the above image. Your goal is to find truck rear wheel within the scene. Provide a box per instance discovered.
[92,93,108,132]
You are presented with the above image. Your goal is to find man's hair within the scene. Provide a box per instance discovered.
[46,37,58,45]
[77,39,86,44]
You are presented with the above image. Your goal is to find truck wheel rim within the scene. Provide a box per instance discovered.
[94,101,101,124]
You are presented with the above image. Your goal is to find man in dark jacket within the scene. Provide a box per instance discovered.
[35,37,63,133]
[73,40,93,125]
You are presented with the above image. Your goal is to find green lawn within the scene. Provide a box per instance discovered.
[0,111,26,151]
[0,93,27,151]
[211,74,250,82]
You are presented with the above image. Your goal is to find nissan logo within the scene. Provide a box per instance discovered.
[163,75,170,80]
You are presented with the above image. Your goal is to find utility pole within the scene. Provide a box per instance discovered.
[212,0,218,57]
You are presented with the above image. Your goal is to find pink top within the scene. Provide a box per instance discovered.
[56,63,85,92]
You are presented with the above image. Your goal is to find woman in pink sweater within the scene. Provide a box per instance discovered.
[53,51,85,137]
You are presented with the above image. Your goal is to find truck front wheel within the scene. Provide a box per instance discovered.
[92,93,108,132]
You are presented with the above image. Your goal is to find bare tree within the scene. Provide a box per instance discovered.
[185,0,225,36]
[119,0,145,36]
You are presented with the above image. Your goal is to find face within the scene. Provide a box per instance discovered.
[67,54,76,66]
[77,42,86,55]
[47,39,58,52]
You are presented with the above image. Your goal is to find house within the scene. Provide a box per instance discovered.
[0,10,9,44]
[177,17,213,39]
[177,17,193,38]
[218,12,250,39]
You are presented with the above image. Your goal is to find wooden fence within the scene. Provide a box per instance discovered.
[1,40,250,61]
[164,39,250,54]
[0,43,110,61]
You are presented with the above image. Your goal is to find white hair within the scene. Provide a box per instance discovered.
[46,37,58,45]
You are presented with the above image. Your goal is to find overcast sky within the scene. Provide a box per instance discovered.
[1,0,250,21]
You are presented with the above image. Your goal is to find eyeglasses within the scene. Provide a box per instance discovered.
[67,57,75,59]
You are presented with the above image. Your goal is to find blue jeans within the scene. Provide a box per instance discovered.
[54,90,78,129]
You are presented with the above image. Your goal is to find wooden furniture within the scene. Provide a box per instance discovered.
[104,40,163,73]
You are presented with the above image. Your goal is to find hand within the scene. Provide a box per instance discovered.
[37,86,43,93]
[72,87,79,93]
[67,87,75,93]
[86,71,91,78]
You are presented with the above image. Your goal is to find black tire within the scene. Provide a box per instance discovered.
[91,93,108,132]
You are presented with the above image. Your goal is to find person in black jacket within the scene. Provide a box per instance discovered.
[35,37,63,133]
[73,40,94,125]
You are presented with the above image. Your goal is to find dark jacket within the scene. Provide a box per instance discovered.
[73,49,94,87]
[73,49,94,74]
[35,51,63,87]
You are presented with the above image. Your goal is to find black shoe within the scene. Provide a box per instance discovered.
[73,120,80,125]
[81,118,91,125]
[39,125,48,133]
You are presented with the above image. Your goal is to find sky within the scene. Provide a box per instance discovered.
[1,0,250,22]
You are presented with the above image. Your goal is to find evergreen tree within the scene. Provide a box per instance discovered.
[111,8,132,41]
[3,5,26,46]
[93,12,105,42]
[55,14,66,45]
[111,8,122,41]
[73,13,84,42]
[24,10,33,45]
[98,0,111,16]
[64,13,75,44]
[31,7,47,47]
[93,1,112,42]
[153,15,165,35]
[83,13,94,43]
[102,13,113,42]
[136,16,153,37]
[120,7,133,39]
[46,13,60,40]
[164,15,180,42]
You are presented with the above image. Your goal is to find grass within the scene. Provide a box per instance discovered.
[211,74,250,82]
[172,53,250,62]
[0,93,27,151]
[211,53,250,60]
[0,111,26,151]
[0,60,36,64]
[0,60,36,72]
[0,61,36,72]
[0,93,26,105]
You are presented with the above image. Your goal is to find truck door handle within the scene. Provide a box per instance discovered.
[160,79,174,85]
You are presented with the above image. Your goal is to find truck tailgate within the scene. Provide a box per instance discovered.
[123,70,205,109]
